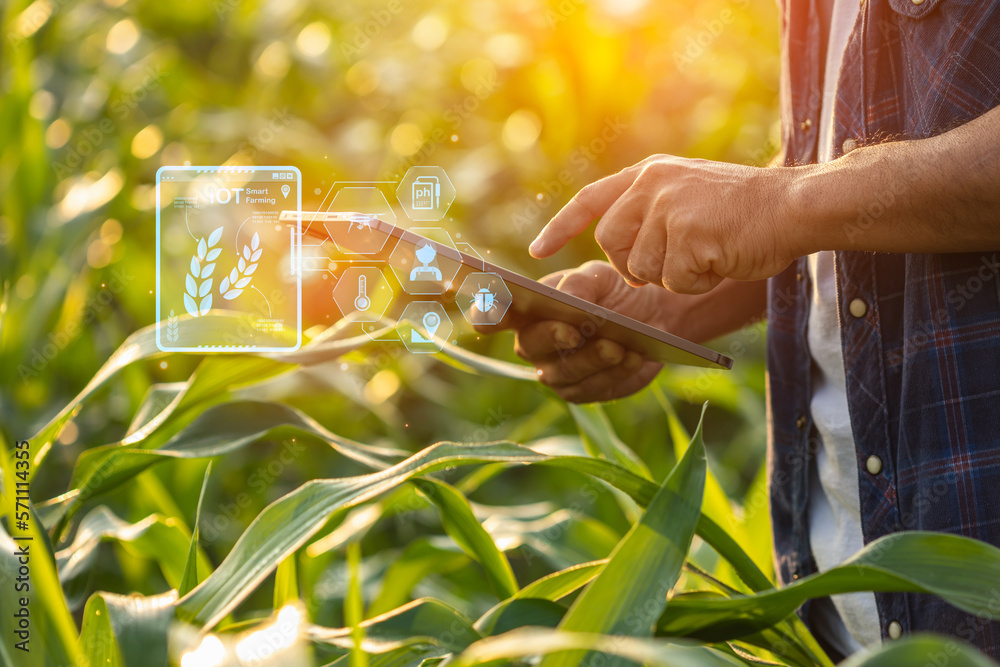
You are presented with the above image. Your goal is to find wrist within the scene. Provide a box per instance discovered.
[781,162,843,256]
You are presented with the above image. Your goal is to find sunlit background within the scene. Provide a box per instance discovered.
[1,0,779,636]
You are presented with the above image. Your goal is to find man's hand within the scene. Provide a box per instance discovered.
[528,155,801,294]
[507,261,664,403]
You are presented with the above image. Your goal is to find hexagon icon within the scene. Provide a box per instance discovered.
[388,227,462,295]
[332,266,395,323]
[323,213,397,257]
[456,272,511,326]
[400,301,453,354]
[330,186,396,222]
[327,186,397,256]
[396,166,456,222]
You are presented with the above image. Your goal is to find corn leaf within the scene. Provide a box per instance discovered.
[537,402,708,667]
[443,627,745,667]
[658,531,1000,642]
[840,635,998,667]
[411,478,519,600]
[179,462,212,597]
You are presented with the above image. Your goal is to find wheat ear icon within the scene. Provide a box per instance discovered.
[220,231,260,300]
[184,226,223,317]
[166,309,179,342]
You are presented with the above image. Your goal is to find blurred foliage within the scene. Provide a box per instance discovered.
[1,0,778,487]
[5,4,1000,667]
[1,0,779,660]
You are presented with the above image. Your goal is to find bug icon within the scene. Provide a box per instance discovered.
[473,285,497,313]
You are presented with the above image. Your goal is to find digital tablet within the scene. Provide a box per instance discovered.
[282,211,732,370]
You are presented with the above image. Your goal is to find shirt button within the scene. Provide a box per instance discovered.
[911,0,925,4]
[842,138,858,154]
[796,415,807,430]
[849,298,868,318]
[888,620,903,639]
[800,119,812,132]
[866,455,883,475]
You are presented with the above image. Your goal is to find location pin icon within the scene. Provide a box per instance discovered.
[281,184,290,199]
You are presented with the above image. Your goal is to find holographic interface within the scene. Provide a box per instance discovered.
[156,165,510,356]
[155,166,302,352]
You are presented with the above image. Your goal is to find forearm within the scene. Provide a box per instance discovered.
[659,278,767,344]
[791,105,1000,254]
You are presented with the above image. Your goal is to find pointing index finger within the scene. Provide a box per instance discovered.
[528,167,638,258]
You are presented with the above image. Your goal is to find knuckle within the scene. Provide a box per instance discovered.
[575,182,600,208]
[593,223,613,251]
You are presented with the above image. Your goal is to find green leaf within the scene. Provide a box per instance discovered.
[568,403,651,481]
[177,442,551,628]
[513,560,606,602]
[474,562,606,642]
[29,314,376,478]
[840,634,999,667]
[59,400,404,534]
[78,590,178,667]
[175,438,775,631]
[78,593,125,667]
[658,531,1000,642]
[274,552,300,609]
[482,507,621,571]
[412,478,519,600]
[369,539,470,618]
[0,523,84,667]
[26,314,295,474]
[55,506,197,595]
[179,462,212,597]
[348,542,369,667]
[308,598,482,655]
[444,627,745,667]
[538,403,708,667]
[474,598,567,637]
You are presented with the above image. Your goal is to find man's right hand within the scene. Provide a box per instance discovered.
[508,260,666,403]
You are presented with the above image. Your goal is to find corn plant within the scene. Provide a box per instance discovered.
[3,313,1000,667]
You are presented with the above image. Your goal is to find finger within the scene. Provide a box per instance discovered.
[514,320,583,360]
[474,270,570,334]
[558,357,662,404]
[554,261,620,303]
[661,246,725,295]
[626,213,668,285]
[594,192,647,287]
[529,168,639,258]
[538,271,567,287]
[535,339,629,387]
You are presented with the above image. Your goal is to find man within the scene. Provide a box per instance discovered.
[503,0,1000,659]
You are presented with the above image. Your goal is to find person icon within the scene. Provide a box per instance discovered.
[409,242,442,281]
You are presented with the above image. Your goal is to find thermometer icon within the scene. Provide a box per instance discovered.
[354,275,371,311]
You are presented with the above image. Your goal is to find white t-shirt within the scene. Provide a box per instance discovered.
[806,0,882,655]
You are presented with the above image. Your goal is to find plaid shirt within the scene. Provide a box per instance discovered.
[767,0,1000,656]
